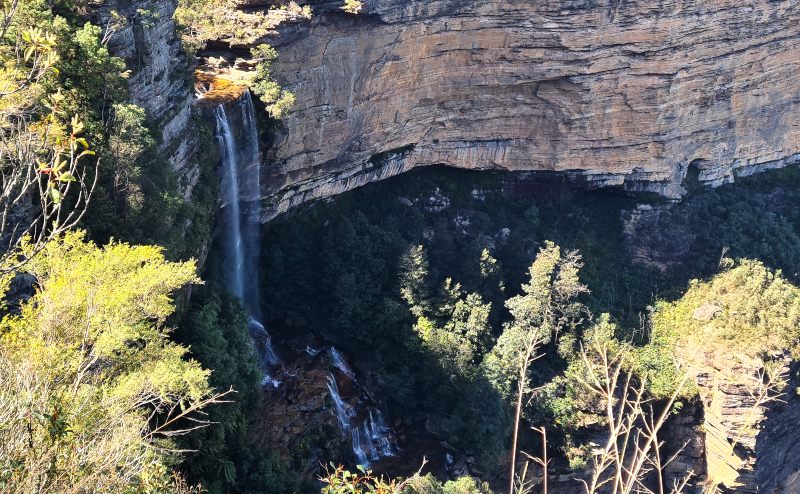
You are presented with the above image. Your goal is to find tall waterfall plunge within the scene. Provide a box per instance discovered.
[215,94,396,466]
[215,92,280,385]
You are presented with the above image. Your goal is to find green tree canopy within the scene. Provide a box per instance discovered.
[0,231,217,492]
[483,241,588,401]
[642,259,800,397]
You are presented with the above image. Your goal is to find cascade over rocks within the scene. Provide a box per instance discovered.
[253,341,401,474]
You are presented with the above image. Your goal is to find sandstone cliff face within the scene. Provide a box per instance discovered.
[92,0,201,200]
[255,0,800,220]
[755,367,800,494]
[678,356,800,494]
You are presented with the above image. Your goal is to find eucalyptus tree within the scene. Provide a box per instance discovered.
[482,241,588,493]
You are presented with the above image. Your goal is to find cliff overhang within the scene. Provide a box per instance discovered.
[211,0,800,221]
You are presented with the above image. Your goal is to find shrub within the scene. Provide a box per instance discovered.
[343,0,364,14]
[250,44,296,118]
[0,231,220,492]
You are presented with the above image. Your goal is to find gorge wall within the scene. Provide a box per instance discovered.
[94,1,800,491]
[253,0,800,220]
[92,0,201,200]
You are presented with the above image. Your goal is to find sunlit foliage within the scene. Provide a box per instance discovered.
[642,259,800,397]
[0,231,219,492]
[175,0,311,54]
[320,465,491,494]
[249,44,296,118]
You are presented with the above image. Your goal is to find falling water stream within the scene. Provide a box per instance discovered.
[330,347,355,379]
[327,347,397,466]
[215,92,280,387]
[215,93,395,465]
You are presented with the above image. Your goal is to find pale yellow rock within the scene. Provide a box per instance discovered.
[248,0,800,220]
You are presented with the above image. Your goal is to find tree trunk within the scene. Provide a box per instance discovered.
[509,366,525,494]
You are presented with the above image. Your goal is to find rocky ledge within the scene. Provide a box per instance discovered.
[233,0,800,221]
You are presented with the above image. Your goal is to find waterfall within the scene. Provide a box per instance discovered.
[216,94,396,464]
[346,406,396,467]
[326,373,354,431]
[326,363,396,467]
[215,92,280,386]
[330,347,355,379]
[352,408,396,464]
[351,428,370,467]
[215,104,244,302]
[239,92,263,320]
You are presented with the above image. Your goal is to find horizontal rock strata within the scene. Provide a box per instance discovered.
[250,0,800,220]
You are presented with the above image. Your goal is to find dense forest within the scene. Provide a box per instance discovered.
[1,0,800,493]
[252,165,800,492]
